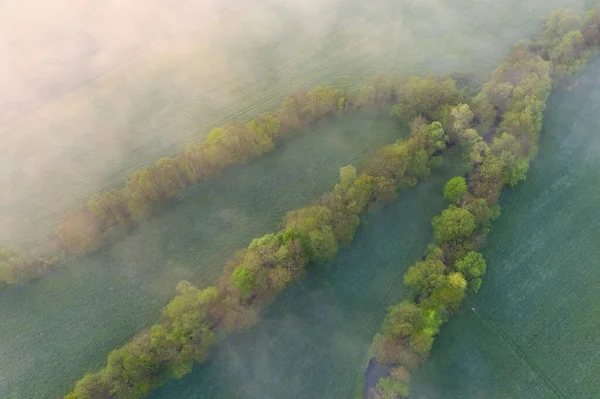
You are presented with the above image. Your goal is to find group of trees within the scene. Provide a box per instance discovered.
[51,84,345,254]
[0,248,56,286]
[64,73,466,398]
[51,73,464,256]
[538,9,600,83]
[371,8,599,399]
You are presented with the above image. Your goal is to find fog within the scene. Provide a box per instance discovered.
[0,0,238,124]
[0,0,589,252]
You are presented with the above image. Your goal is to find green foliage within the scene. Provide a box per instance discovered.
[431,272,467,310]
[381,301,422,340]
[395,75,460,120]
[376,376,410,399]
[432,205,476,243]
[65,92,457,398]
[404,259,446,297]
[443,177,467,203]
[548,30,591,80]
[455,252,487,292]
[337,97,346,114]
[337,165,357,192]
[355,75,397,109]
[231,266,256,299]
[304,86,342,120]
[308,226,339,262]
[449,103,475,140]
[0,248,56,286]
[71,372,111,399]
[0,248,33,285]
[464,197,500,230]
[543,9,582,39]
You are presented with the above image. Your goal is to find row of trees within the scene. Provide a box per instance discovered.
[52,74,467,256]
[0,74,468,287]
[52,85,337,254]
[1,80,465,281]
[64,75,466,398]
[370,8,600,399]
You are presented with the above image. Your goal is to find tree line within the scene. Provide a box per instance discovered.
[63,75,468,398]
[370,8,600,399]
[52,74,468,256]
[0,73,467,287]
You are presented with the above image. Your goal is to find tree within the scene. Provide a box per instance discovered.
[542,9,582,41]
[308,226,339,262]
[337,165,357,192]
[443,177,467,203]
[278,97,302,132]
[345,174,376,213]
[71,372,111,399]
[304,86,341,120]
[450,104,474,136]
[547,30,590,79]
[404,259,446,297]
[394,75,459,120]
[381,301,421,341]
[247,112,281,139]
[53,210,104,254]
[455,251,487,292]
[231,266,256,300]
[375,376,409,399]
[432,205,476,243]
[431,272,467,309]
[368,141,410,182]
[471,155,506,203]
[491,133,528,186]
[0,248,34,285]
[463,197,500,231]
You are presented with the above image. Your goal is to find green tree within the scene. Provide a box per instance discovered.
[278,97,302,132]
[432,205,476,243]
[231,266,256,299]
[431,272,467,309]
[381,301,422,341]
[443,176,467,203]
[542,9,582,41]
[71,372,111,399]
[404,259,446,297]
[455,251,487,292]
[376,376,410,399]
[337,165,357,192]
[308,226,339,262]
[0,248,33,285]
[450,103,474,137]
[395,75,459,120]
